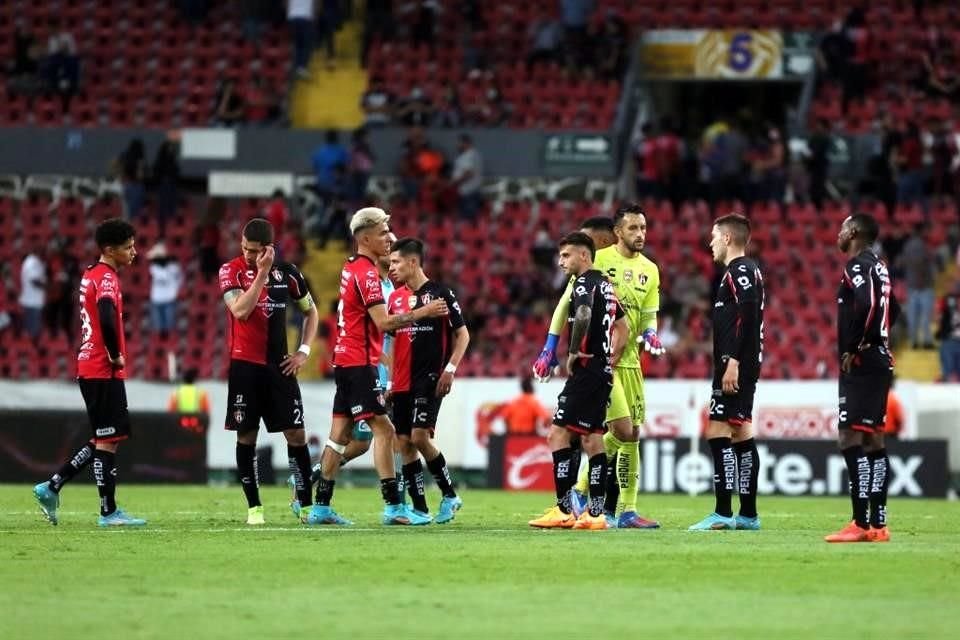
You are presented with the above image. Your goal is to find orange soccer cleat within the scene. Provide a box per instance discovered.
[824,521,871,543]
[867,526,891,542]
[572,511,610,530]
[528,506,576,529]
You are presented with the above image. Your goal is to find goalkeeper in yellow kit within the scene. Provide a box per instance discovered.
[531,204,662,528]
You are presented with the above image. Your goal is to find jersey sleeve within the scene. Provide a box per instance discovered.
[639,264,660,332]
[572,275,597,310]
[285,263,313,304]
[548,278,574,335]
[721,266,761,361]
[356,267,385,308]
[95,270,120,304]
[218,261,242,296]
[443,286,466,330]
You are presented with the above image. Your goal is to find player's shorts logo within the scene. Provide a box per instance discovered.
[95,427,116,437]
[233,409,245,423]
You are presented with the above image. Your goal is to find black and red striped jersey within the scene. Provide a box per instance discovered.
[837,250,897,365]
[566,269,624,377]
[389,281,465,392]
[712,256,764,382]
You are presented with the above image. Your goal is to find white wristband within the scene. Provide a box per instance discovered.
[385,380,393,392]
[297,344,311,357]
[444,363,457,374]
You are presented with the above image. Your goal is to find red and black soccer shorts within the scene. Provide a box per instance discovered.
[225,359,305,433]
[78,377,131,443]
[553,369,613,434]
[332,365,386,423]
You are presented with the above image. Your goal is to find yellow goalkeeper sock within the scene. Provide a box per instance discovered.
[576,432,622,494]
[617,439,640,513]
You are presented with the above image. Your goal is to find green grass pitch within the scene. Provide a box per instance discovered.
[2,485,958,639]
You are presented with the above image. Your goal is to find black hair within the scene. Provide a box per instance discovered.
[271,189,284,199]
[613,202,646,227]
[580,217,615,233]
[714,213,751,246]
[183,368,199,384]
[849,213,880,244]
[558,231,596,261]
[95,218,136,250]
[391,237,426,262]
[243,217,274,245]
[521,377,534,394]
[325,129,339,144]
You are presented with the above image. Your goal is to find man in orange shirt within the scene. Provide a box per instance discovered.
[883,378,904,438]
[500,377,552,436]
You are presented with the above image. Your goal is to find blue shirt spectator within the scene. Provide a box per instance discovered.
[311,130,349,192]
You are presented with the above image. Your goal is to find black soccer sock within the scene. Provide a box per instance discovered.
[603,453,620,515]
[426,452,457,499]
[708,437,735,518]
[402,460,429,513]
[587,453,607,517]
[314,477,335,506]
[287,444,313,507]
[380,477,402,506]
[734,438,760,519]
[842,445,871,529]
[569,436,583,487]
[236,442,261,508]
[92,448,117,517]
[49,441,95,493]
[552,447,574,513]
[868,449,890,528]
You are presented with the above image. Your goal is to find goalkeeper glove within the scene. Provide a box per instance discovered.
[532,334,560,382]
[640,328,665,357]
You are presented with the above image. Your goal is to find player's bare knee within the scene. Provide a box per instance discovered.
[95,441,119,453]
[236,431,258,446]
[547,425,571,450]
[368,414,395,437]
[609,417,633,441]
[581,433,604,457]
[837,430,862,450]
[863,432,884,452]
[705,420,733,440]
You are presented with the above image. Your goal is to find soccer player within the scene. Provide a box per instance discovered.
[825,213,898,543]
[533,204,663,529]
[220,218,319,525]
[388,238,470,523]
[529,232,627,530]
[307,207,448,526]
[33,218,146,527]
[689,213,764,531]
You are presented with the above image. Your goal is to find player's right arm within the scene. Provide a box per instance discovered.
[369,300,449,332]
[532,277,573,380]
[220,247,274,321]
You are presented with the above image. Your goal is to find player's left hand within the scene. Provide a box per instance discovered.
[840,352,856,374]
[722,358,740,394]
[280,352,308,376]
[566,351,592,373]
[640,329,665,357]
[435,371,454,398]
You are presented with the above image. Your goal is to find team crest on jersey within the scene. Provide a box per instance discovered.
[623,269,633,283]
[271,268,283,282]
[421,293,433,305]
[639,274,648,285]
[408,295,418,309]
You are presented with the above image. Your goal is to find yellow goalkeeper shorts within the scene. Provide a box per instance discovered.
[606,367,645,426]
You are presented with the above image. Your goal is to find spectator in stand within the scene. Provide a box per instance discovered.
[595,9,629,80]
[348,128,375,205]
[147,242,182,339]
[894,122,925,208]
[841,7,871,113]
[402,0,440,57]
[452,134,484,220]
[45,18,80,112]
[655,117,683,205]
[499,377,553,436]
[929,119,957,199]
[937,280,960,380]
[807,118,833,208]
[360,75,394,127]
[526,10,563,70]
[245,73,281,125]
[395,87,434,127]
[153,137,180,238]
[240,0,270,45]
[19,246,46,342]
[925,52,960,103]
[115,138,147,220]
[311,130,349,203]
[288,0,316,79]
[315,164,351,247]
[197,197,225,281]
[899,224,938,349]
[9,20,43,97]
[43,238,79,342]
[634,122,661,199]
[748,124,786,203]
[560,0,595,70]
[432,82,461,127]
[362,0,395,67]
[212,78,245,127]
[815,17,852,86]
[264,190,290,249]
[858,113,898,215]
[316,0,341,70]
[671,257,711,315]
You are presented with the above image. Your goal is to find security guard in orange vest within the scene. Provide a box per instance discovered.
[168,368,210,415]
